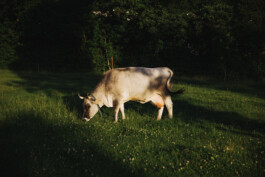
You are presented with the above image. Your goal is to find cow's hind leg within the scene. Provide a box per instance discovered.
[157,106,164,120]
[165,96,173,119]
[150,94,165,120]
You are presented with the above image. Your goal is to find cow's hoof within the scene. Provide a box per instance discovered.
[82,118,90,122]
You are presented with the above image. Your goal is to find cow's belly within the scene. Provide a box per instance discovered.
[127,93,164,108]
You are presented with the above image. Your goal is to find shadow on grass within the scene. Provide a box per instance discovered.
[174,99,265,134]
[178,78,265,100]
[63,95,83,118]
[124,97,265,135]
[6,71,102,95]
[0,112,144,177]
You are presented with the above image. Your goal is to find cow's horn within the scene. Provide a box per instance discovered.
[78,93,84,99]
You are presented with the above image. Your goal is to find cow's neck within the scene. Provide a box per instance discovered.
[91,86,105,107]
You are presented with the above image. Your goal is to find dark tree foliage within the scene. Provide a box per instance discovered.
[0,0,264,79]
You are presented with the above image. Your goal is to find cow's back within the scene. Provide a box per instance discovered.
[102,67,171,101]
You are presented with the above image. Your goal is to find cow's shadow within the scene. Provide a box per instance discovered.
[174,99,265,134]
[123,97,265,135]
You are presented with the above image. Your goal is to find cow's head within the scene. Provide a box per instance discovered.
[78,94,100,121]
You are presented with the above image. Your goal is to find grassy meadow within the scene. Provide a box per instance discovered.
[0,69,264,177]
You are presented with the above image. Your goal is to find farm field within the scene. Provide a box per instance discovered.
[0,69,264,177]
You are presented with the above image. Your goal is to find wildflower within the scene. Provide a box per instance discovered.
[178,167,184,171]
[186,160,190,165]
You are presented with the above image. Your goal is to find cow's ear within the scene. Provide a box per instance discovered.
[88,95,96,102]
[86,93,96,101]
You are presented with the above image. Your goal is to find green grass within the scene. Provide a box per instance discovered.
[0,69,264,177]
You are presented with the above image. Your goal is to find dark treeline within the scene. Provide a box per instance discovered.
[0,0,264,80]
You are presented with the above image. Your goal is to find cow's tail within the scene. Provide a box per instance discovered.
[166,68,185,95]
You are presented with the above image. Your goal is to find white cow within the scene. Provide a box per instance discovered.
[78,67,184,122]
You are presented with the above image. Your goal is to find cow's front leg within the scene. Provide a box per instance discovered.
[114,106,119,123]
[157,106,164,120]
[114,100,124,122]
[113,100,126,122]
